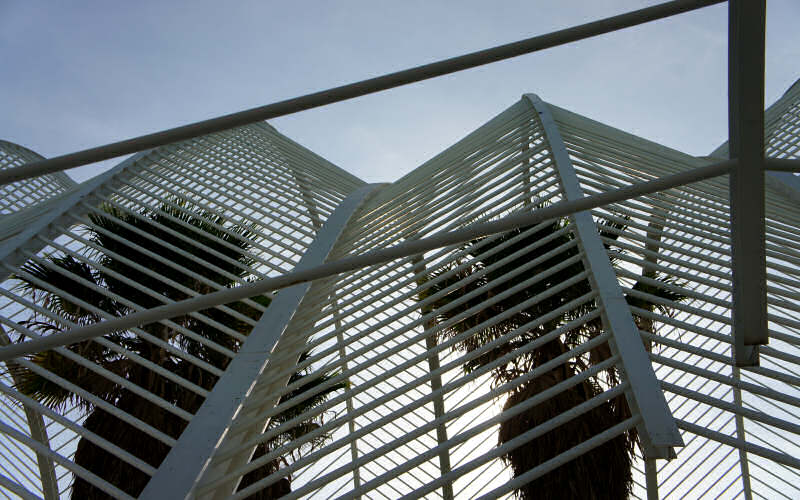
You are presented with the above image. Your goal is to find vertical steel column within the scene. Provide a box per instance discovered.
[412,256,455,500]
[728,0,767,366]
[140,183,380,500]
[523,94,683,458]
[330,290,362,498]
[641,206,668,352]
[645,459,659,500]
[293,172,363,497]
[714,10,771,484]
[291,160,363,497]
[732,366,753,500]
[299,173,364,497]
[643,207,668,500]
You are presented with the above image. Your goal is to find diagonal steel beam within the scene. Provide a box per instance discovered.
[139,183,381,500]
[727,0,766,366]
[524,94,683,458]
[0,0,724,186]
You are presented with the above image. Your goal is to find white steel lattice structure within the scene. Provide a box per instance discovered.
[1,1,799,498]
[0,140,78,499]
[0,84,798,498]
[0,141,76,215]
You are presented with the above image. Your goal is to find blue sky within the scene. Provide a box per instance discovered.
[2,0,799,183]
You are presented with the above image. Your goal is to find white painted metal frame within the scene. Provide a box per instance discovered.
[0,159,733,364]
[140,183,380,499]
[0,93,798,497]
[0,123,364,498]
[1,0,800,498]
[546,90,800,497]
[0,141,75,216]
[524,93,683,457]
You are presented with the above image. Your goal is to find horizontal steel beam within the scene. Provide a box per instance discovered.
[0,0,724,187]
[0,159,734,361]
[764,158,800,172]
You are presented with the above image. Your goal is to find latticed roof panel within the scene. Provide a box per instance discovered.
[0,141,76,217]
[0,124,362,498]
[1,80,799,499]
[551,94,800,498]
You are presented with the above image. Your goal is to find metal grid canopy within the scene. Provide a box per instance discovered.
[0,0,798,498]
[0,86,798,498]
[0,141,76,215]
[0,123,364,498]
[0,141,78,499]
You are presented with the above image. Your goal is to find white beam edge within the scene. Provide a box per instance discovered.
[524,93,683,457]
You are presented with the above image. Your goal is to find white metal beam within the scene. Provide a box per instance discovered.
[524,94,683,458]
[412,256,455,500]
[645,459,659,500]
[330,291,362,498]
[0,160,733,363]
[732,366,754,500]
[139,183,381,500]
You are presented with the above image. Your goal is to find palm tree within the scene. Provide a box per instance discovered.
[418,216,683,500]
[238,351,347,498]
[11,201,343,499]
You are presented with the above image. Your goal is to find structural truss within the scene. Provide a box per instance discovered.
[1,1,799,498]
